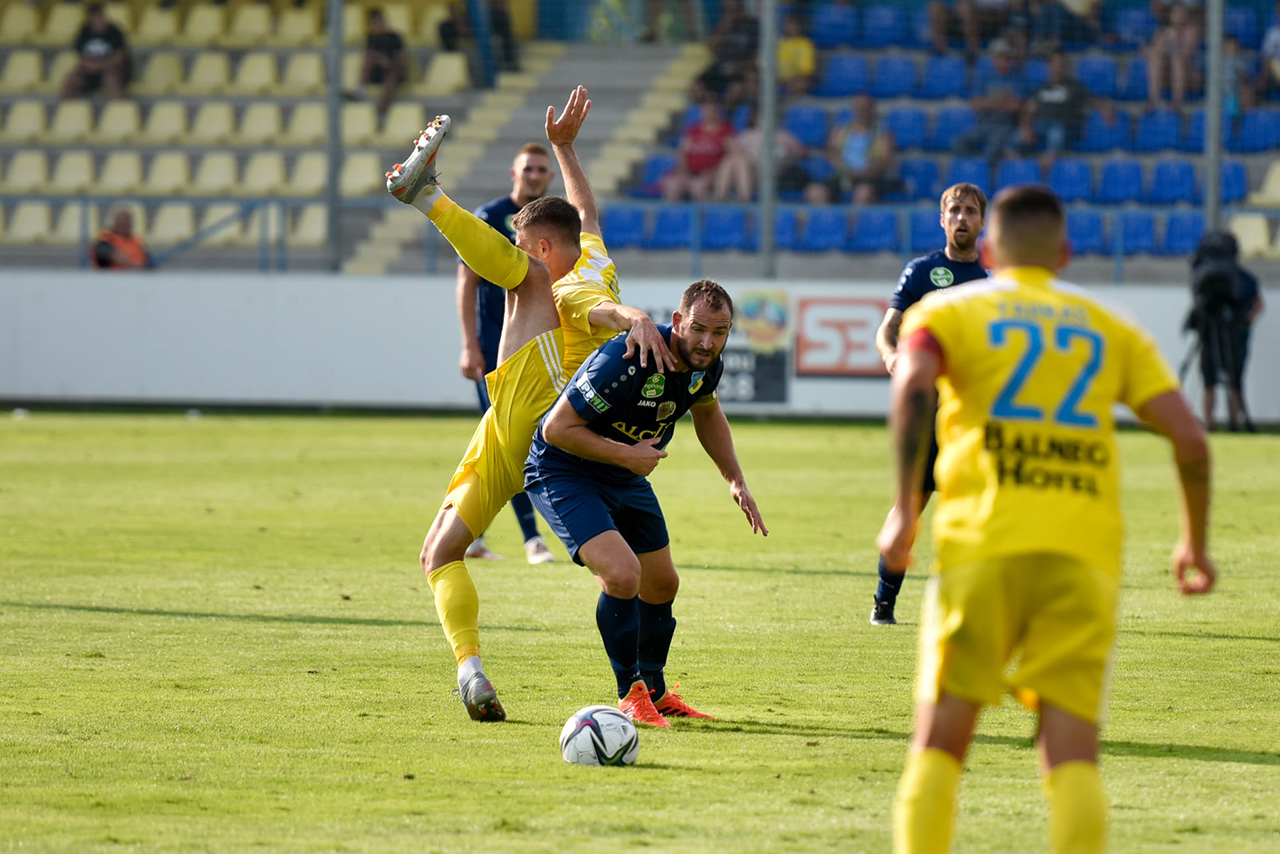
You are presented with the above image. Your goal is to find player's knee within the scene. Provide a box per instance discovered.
[644,571,679,603]
[596,563,641,599]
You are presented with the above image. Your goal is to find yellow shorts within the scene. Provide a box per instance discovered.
[442,329,565,538]
[915,552,1119,724]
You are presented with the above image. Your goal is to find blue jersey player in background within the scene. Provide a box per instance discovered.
[456,142,557,565]
[525,280,768,727]
[869,182,989,626]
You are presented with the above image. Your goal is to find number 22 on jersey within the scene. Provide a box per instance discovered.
[988,319,1104,428]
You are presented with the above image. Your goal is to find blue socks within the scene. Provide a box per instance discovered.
[875,553,905,604]
[638,598,676,700]
[511,492,540,543]
[596,592,641,699]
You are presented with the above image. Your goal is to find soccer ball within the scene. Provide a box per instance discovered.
[559,705,639,766]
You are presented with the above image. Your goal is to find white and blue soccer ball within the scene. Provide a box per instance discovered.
[559,705,639,766]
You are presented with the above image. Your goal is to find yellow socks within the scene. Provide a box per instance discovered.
[1045,760,1107,854]
[894,747,962,854]
[415,192,529,290]
[428,560,481,665]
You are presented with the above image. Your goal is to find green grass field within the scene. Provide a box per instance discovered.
[2,413,1278,853]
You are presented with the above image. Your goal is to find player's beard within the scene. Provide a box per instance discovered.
[949,229,976,255]
[675,335,718,371]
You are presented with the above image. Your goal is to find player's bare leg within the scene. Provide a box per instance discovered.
[1038,703,1106,853]
[894,693,979,854]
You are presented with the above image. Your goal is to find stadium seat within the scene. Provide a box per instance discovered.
[1094,158,1144,204]
[1111,7,1157,48]
[190,102,236,145]
[1146,159,1196,204]
[1075,56,1117,98]
[238,102,283,147]
[699,206,748,251]
[1066,210,1106,255]
[132,6,179,47]
[49,151,94,196]
[0,50,42,94]
[996,158,1040,191]
[175,6,226,47]
[645,205,693,250]
[862,5,906,45]
[925,106,976,151]
[909,4,933,48]
[809,2,858,48]
[601,205,647,249]
[339,152,382,197]
[139,102,187,146]
[0,100,46,144]
[381,5,413,41]
[1228,214,1270,259]
[946,157,992,196]
[185,51,231,95]
[133,51,184,96]
[236,152,285,198]
[1229,110,1280,153]
[917,55,967,99]
[419,52,470,96]
[872,55,917,99]
[281,103,326,147]
[884,107,926,151]
[417,4,451,47]
[783,106,830,148]
[50,200,99,246]
[144,152,191,197]
[899,157,938,200]
[1118,211,1157,255]
[31,3,82,48]
[281,152,327,198]
[798,208,848,253]
[1047,157,1092,202]
[276,7,322,48]
[1247,160,1280,205]
[1179,109,1229,152]
[342,103,379,147]
[0,4,39,45]
[97,101,141,145]
[1,150,48,194]
[1162,211,1204,256]
[44,101,93,144]
[1226,7,1260,50]
[848,208,901,253]
[278,53,325,96]
[289,205,328,247]
[800,155,835,185]
[631,154,675,198]
[1219,160,1249,205]
[812,54,869,98]
[745,208,800,252]
[1130,108,1181,152]
[197,203,246,248]
[342,4,367,46]
[341,51,363,91]
[221,3,275,48]
[1,201,52,244]
[148,203,197,247]
[96,152,143,196]
[1116,57,1148,101]
[909,208,945,253]
[231,52,279,96]
[1023,58,1049,92]
[37,52,76,97]
[190,153,239,198]
[1075,109,1130,152]
[378,103,427,148]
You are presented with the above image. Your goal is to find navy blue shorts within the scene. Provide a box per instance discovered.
[525,468,669,565]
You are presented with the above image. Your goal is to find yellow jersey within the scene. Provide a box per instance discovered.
[553,232,624,375]
[901,266,1179,576]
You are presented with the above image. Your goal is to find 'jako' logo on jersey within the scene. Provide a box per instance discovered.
[930,267,955,287]
[641,375,665,399]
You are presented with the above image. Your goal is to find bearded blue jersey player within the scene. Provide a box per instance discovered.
[869,183,989,626]
[525,279,768,727]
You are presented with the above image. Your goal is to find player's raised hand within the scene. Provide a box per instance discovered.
[623,315,678,373]
[730,481,768,536]
[1172,540,1217,595]
[546,85,591,147]
[624,437,668,477]
[876,504,916,574]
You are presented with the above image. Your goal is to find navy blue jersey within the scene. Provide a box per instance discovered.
[1238,268,1260,314]
[888,249,989,312]
[464,195,522,367]
[527,325,724,485]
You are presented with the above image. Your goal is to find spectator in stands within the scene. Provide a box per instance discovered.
[692,0,759,108]
[804,94,901,205]
[1256,3,1280,100]
[1019,51,1089,169]
[439,3,469,51]
[1030,0,1101,51]
[662,102,735,202]
[712,109,808,203]
[954,37,1028,162]
[60,3,130,101]
[360,8,406,124]
[92,208,151,271]
[1146,1,1201,110]
[1222,36,1255,125]
[929,0,1014,59]
[440,1,519,72]
[777,11,816,101]
[643,0,700,43]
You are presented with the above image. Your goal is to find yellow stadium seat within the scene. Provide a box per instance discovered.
[189,152,239,197]
[342,50,362,91]
[340,151,382,197]
[0,203,5,235]
[190,102,236,145]
[40,50,79,95]
[221,3,275,47]
[275,7,321,47]
[2,201,53,245]
[342,102,378,147]
[230,51,278,95]
[133,51,184,96]
[33,3,86,48]
[184,51,231,95]
[97,100,141,145]
[132,6,178,46]
[238,102,283,146]
[343,4,367,46]
[378,102,426,148]
[0,100,46,143]
[232,204,283,247]
[382,4,412,38]
[0,50,43,94]
[289,204,328,247]
[139,101,187,145]
[103,2,132,33]
[44,100,94,143]
[95,151,144,196]
[198,203,248,247]
[50,201,100,246]
[417,4,450,47]
[281,102,325,146]
[280,52,324,95]
[1247,161,1280,208]
[0,4,40,46]
[281,151,327,197]
[175,6,226,47]
[1,150,49,194]
[1229,214,1270,260]
[149,202,196,246]
[236,152,285,197]
[416,52,469,96]
[144,152,191,197]
[49,151,95,195]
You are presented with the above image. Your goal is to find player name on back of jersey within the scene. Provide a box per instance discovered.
[984,423,1109,496]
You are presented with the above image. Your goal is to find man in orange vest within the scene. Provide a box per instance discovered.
[92,208,151,270]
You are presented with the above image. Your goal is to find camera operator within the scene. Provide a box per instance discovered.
[1185,231,1265,432]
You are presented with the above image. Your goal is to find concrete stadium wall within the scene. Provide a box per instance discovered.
[2,270,1276,422]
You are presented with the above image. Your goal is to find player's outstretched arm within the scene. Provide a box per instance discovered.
[877,343,941,571]
[690,399,768,536]
[542,396,667,476]
[546,85,601,237]
[1137,389,1217,595]
[588,302,678,373]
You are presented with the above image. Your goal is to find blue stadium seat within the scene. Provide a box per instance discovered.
[1066,210,1106,255]
[810,2,859,48]
[909,208,945,253]
[996,158,1041,191]
[861,4,906,46]
[1226,7,1260,50]
[910,4,933,48]
[1119,211,1157,255]
[1116,57,1148,101]
[1179,109,1229,152]
[848,208,901,253]
[745,208,800,252]
[872,55,917,99]
[1146,159,1196,204]
[1130,109,1181,152]
[1220,160,1249,204]
[1023,58,1050,92]
[630,153,676,198]
[783,105,830,148]
[925,106,976,151]
[1047,157,1092,202]
[1111,7,1157,48]
[1229,109,1280,153]
[601,205,646,249]
[917,55,968,99]
[884,106,927,150]
[1162,211,1204,256]
[1094,158,1144,204]
[730,102,752,132]
[899,157,939,200]
[1076,56,1118,98]
[678,103,701,133]
[812,54,869,97]
[946,157,992,196]
[700,205,748,251]
[1076,109,1130,152]
[799,207,849,252]
[645,205,692,250]
[800,156,836,194]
